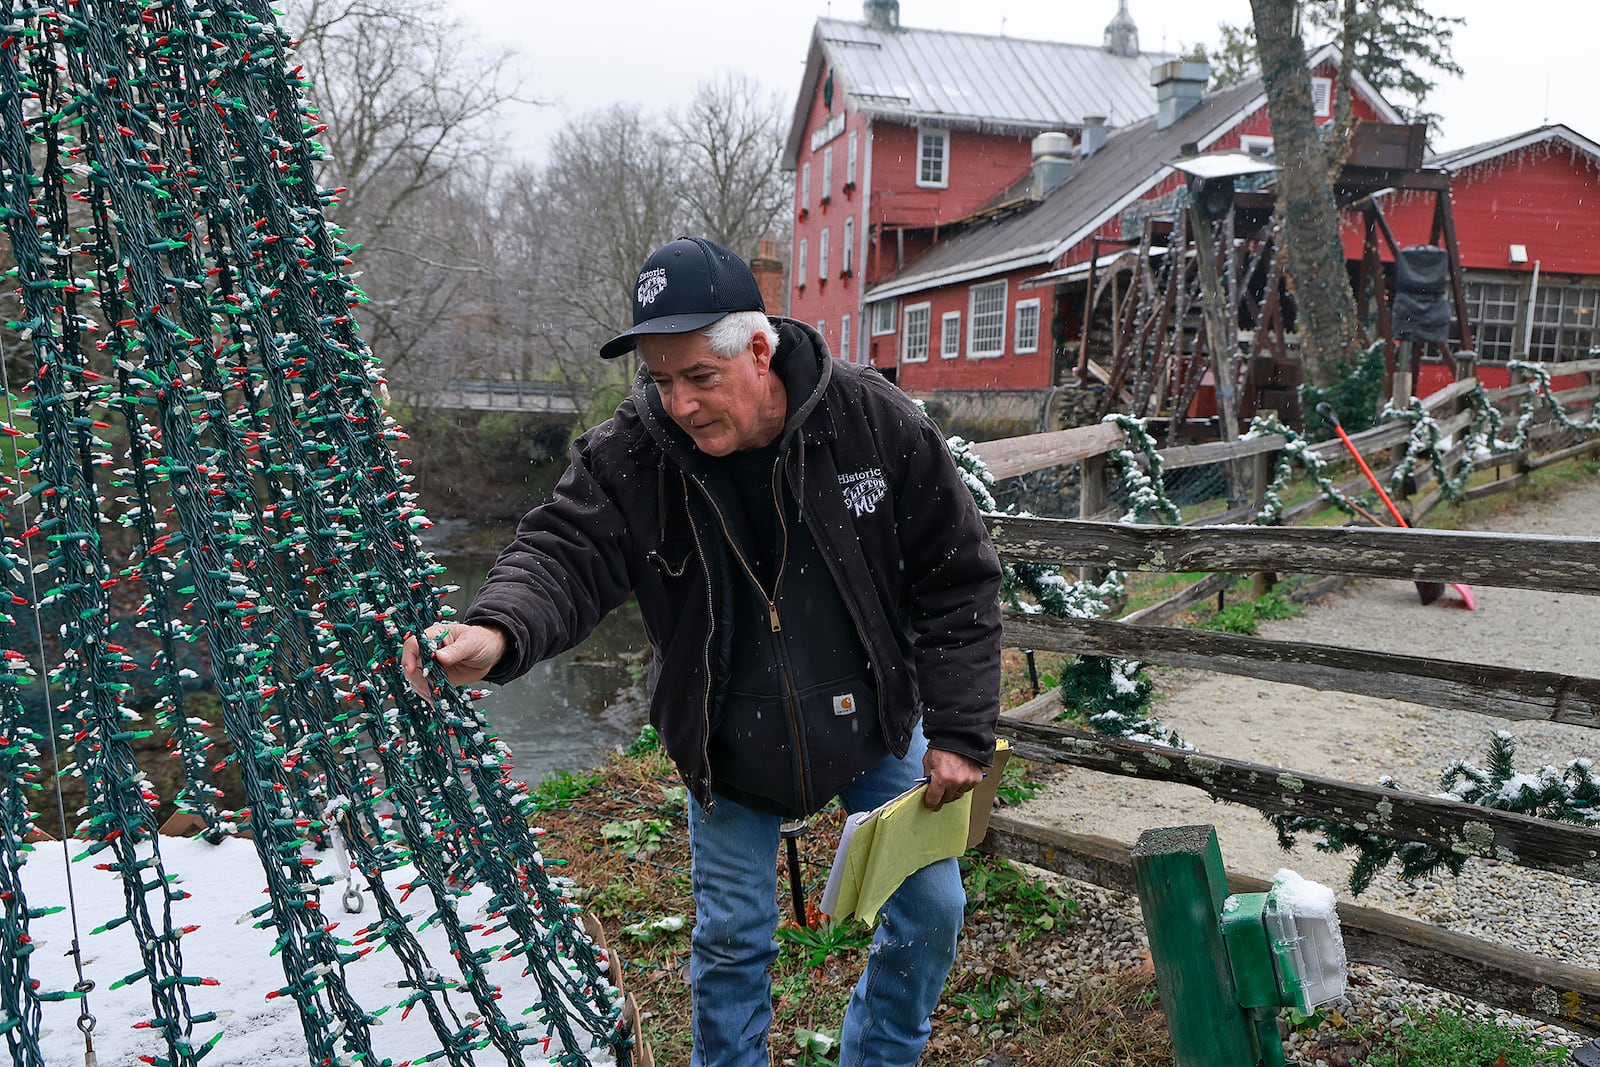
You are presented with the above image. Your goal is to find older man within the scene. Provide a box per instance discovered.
[403,236,1002,1067]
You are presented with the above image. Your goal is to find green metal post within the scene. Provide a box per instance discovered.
[1132,824,1266,1067]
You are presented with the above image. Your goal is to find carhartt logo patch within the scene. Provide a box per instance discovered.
[838,467,887,517]
[636,267,668,306]
[832,693,856,716]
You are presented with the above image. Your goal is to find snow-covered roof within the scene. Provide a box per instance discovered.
[1429,123,1600,171]
[783,16,1175,169]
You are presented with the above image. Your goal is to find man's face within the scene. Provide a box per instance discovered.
[639,328,777,457]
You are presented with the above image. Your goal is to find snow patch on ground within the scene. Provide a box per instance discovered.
[21,835,616,1066]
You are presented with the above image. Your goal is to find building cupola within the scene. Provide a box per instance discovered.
[864,0,900,30]
[1104,0,1139,58]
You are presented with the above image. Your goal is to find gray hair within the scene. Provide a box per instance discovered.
[703,310,776,358]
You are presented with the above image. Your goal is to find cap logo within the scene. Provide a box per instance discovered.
[637,267,668,307]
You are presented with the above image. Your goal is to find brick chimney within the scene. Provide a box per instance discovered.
[751,237,787,316]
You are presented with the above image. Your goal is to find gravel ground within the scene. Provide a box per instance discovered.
[1014,471,1600,1056]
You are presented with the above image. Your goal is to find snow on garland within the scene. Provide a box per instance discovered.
[945,425,1187,749]
[1245,413,1366,525]
[1272,731,1600,895]
[1384,360,1600,504]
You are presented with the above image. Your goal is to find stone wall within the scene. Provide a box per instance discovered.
[914,385,1105,441]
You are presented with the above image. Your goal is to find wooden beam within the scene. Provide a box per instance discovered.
[1118,572,1234,626]
[995,717,1600,885]
[977,816,1600,1036]
[1001,613,1600,731]
[972,422,1125,480]
[983,516,1600,594]
[1529,435,1600,471]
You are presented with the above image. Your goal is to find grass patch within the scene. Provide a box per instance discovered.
[1194,590,1302,635]
[1353,1007,1570,1066]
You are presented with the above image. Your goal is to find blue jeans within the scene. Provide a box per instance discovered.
[686,728,966,1067]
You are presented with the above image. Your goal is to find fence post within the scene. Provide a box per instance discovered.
[1508,360,1535,480]
[1078,452,1108,585]
[1132,825,1273,1067]
[1250,411,1277,598]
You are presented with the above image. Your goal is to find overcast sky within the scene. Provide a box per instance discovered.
[442,1,1590,162]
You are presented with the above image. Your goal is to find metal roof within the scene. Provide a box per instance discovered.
[861,45,1410,302]
[785,17,1174,167]
[1428,123,1600,172]
[864,77,1270,303]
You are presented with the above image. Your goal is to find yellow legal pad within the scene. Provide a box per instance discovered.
[820,740,1011,925]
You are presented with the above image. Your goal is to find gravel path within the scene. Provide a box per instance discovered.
[1013,472,1600,1054]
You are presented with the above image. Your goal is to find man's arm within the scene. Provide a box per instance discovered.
[891,401,1006,772]
[460,428,637,685]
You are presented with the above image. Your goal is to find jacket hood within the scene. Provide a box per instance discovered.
[631,316,834,473]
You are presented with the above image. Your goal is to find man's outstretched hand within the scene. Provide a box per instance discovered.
[401,623,506,701]
[921,746,986,811]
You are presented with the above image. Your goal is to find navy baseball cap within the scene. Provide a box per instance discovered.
[599,236,767,359]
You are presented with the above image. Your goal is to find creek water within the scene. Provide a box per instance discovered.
[436,549,649,786]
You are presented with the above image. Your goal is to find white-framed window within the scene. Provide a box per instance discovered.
[801,161,811,208]
[968,280,1007,357]
[1454,279,1520,360]
[797,238,808,286]
[840,313,851,363]
[1311,76,1332,119]
[822,145,833,200]
[901,302,931,363]
[817,318,826,342]
[819,228,830,279]
[1240,134,1274,157]
[917,127,949,188]
[1014,299,1041,354]
[1530,283,1600,361]
[870,299,896,335]
[846,130,858,186]
[940,311,961,359]
[842,216,855,274]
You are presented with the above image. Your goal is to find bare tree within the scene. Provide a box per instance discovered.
[279,0,526,392]
[672,74,791,263]
[514,106,687,413]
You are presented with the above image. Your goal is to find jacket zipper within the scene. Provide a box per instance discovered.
[690,467,809,813]
[681,476,716,810]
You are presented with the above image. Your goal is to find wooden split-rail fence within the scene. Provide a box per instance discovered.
[965,358,1600,1037]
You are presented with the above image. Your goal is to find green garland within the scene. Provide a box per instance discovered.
[1272,731,1600,895]
[1384,360,1600,503]
[947,426,1186,749]
[1245,412,1364,525]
